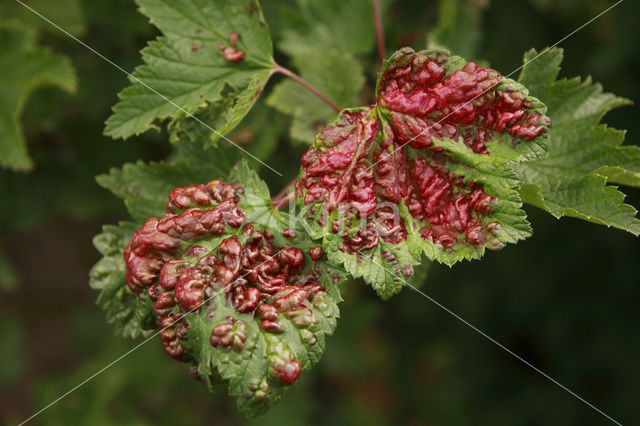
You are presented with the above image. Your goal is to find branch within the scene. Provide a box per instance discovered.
[372,0,386,66]
[272,62,341,113]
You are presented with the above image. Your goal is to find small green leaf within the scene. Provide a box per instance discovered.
[515,48,640,234]
[104,0,274,143]
[0,23,76,171]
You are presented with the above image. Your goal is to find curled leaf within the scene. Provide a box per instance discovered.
[101,170,341,417]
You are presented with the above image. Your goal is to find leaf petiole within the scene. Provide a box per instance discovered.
[272,62,341,113]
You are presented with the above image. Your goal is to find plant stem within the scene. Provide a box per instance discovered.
[272,179,297,210]
[272,62,341,113]
[272,181,294,204]
[372,0,386,67]
[273,192,295,211]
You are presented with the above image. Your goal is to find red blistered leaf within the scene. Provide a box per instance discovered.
[122,178,338,389]
[296,48,550,289]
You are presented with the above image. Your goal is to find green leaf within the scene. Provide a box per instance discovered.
[97,144,240,222]
[427,0,488,60]
[184,261,342,417]
[276,0,388,57]
[89,222,156,339]
[104,0,274,144]
[170,97,282,170]
[267,50,365,144]
[92,158,345,416]
[0,23,76,171]
[515,48,640,234]
[296,48,552,297]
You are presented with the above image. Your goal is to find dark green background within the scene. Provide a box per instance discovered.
[1,0,639,425]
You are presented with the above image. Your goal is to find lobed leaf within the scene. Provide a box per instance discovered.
[92,159,344,416]
[296,48,551,297]
[104,0,274,144]
[515,48,640,234]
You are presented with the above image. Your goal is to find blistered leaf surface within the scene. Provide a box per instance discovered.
[296,48,551,297]
[93,161,342,416]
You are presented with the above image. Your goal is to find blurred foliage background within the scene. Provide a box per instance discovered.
[1,0,639,424]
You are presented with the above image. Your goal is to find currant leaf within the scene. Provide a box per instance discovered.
[104,0,274,143]
[296,48,551,296]
[91,143,240,336]
[515,48,640,234]
[0,23,76,171]
[92,159,344,416]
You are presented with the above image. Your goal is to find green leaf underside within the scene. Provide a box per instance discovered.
[267,50,365,144]
[104,0,274,144]
[267,0,377,144]
[93,159,344,416]
[277,0,388,58]
[297,48,552,297]
[427,0,487,60]
[515,48,640,234]
[0,23,76,171]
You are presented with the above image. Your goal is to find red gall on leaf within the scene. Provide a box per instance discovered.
[297,48,551,264]
[123,179,333,389]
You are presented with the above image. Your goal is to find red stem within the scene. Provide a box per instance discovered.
[272,181,294,204]
[273,192,295,210]
[273,63,341,113]
[372,0,386,67]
